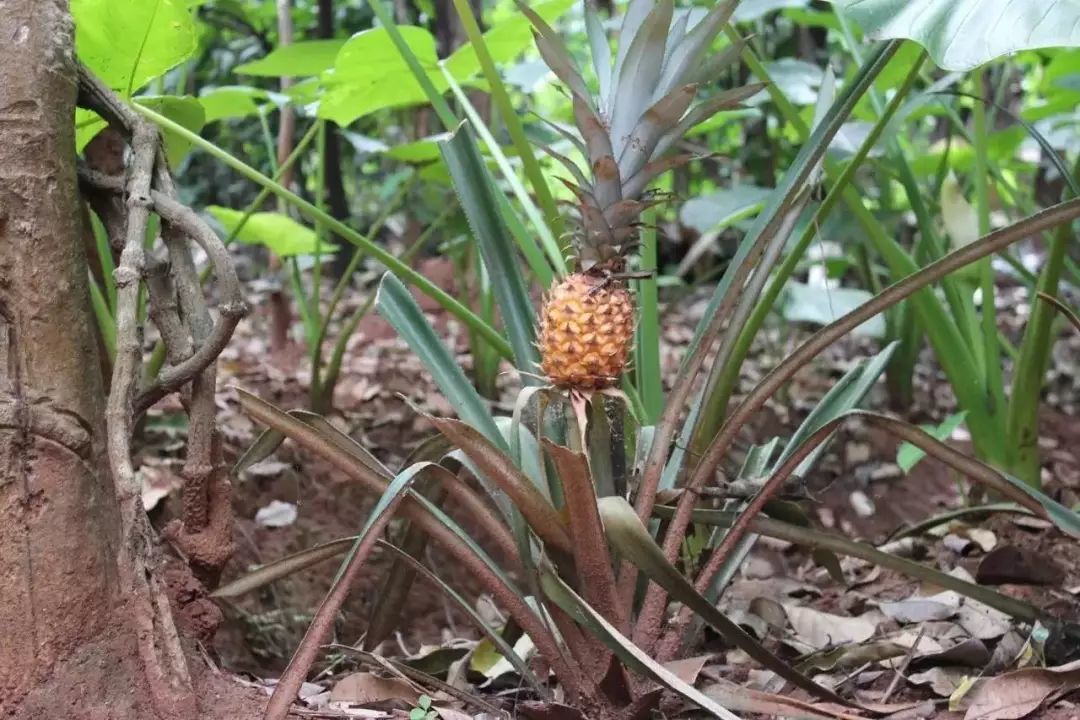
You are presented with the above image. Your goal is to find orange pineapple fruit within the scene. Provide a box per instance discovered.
[523,0,757,392]
[539,272,635,389]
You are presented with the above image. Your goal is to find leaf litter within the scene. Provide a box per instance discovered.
[142,269,1080,719]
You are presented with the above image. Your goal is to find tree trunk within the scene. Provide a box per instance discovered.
[0,3,256,718]
[0,1,126,712]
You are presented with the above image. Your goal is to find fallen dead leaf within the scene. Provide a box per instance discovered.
[140,462,184,511]
[1010,516,1053,531]
[956,601,1012,641]
[663,655,711,685]
[330,672,422,706]
[797,641,909,673]
[964,660,1080,720]
[966,529,997,553]
[783,604,882,650]
[975,546,1064,586]
[908,667,971,697]
[255,499,298,528]
[879,598,956,624]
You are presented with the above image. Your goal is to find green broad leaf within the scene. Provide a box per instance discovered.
[206,206,339,257]
[783,7,842,32]
[319,26,446,126]
[679,185,773,234]
[443,0,575,80]
[386,134,453,164]
[234,39,348,77]
[781,282,887,338]
[199,86,275,123]
[73,0,198,96]
[136,96,205,167]
[897,411,968,473]
[74,110,109,155]
[76,95,206,160]
[280,77,324,105]
[828,1,1080,71]
[753,58,824,106]
[440,126,539,374]
[733,0,810,23]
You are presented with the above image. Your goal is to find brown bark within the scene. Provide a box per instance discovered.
[0,1,124,711]
[0,3,258,718]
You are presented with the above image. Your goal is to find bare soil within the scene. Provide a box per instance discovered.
[134,258,1080,717]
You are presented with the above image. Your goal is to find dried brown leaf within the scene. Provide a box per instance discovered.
[964,660,1080,720]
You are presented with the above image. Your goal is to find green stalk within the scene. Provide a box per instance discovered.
[443,69,560,284]
[1006,218,1073,485]
[972,69,1007,432]
[258,111,317,352]
[635,209,662,424]
[288,260,318,351]
[89,210,117,312]
[893,153,981,356]
[88,276,117,363]
[311,178,415,408]
[449,0,563,241]
[132,103,512,360]
[313,120,328,342]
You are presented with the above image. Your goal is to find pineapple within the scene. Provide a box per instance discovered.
[524,0,759,391]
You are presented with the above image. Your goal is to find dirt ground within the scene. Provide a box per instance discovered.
[139,258,1080,717]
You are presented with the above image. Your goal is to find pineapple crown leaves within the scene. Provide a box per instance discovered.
[522,0,748,192]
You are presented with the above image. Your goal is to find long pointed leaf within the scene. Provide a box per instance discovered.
[598,497,850,706]
[538,566,743,720]
[544,441,623,631]
[377,540,545,693]
[440,125,540,374]
[429,415,572,553]
[585,1,613,110]
[517,1,593,107]
[609,1,673,159]
[291,409,392,478]
[443,72,563,280]
[619,83,698,180]
[211,538,356,599]
[608,0,655,111]
[375,273,504,447]
[449,0,565,245]
[652,82,766,158]
[654,0,739,99]
[265,462,420,720]
[652,505,1052,628]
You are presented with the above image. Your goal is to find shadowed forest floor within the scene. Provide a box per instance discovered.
[141,257,1080,718]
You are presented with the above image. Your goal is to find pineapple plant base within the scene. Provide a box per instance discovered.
[538,269,635,391]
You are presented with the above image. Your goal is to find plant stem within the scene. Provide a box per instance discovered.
[133,103,513,360]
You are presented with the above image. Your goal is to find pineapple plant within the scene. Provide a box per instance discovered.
[525,0,760,391]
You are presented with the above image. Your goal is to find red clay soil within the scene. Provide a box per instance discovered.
[12,619,267,720]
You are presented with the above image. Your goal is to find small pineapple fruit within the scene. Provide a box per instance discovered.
[539,272,635,389]
[524,0,759,391]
